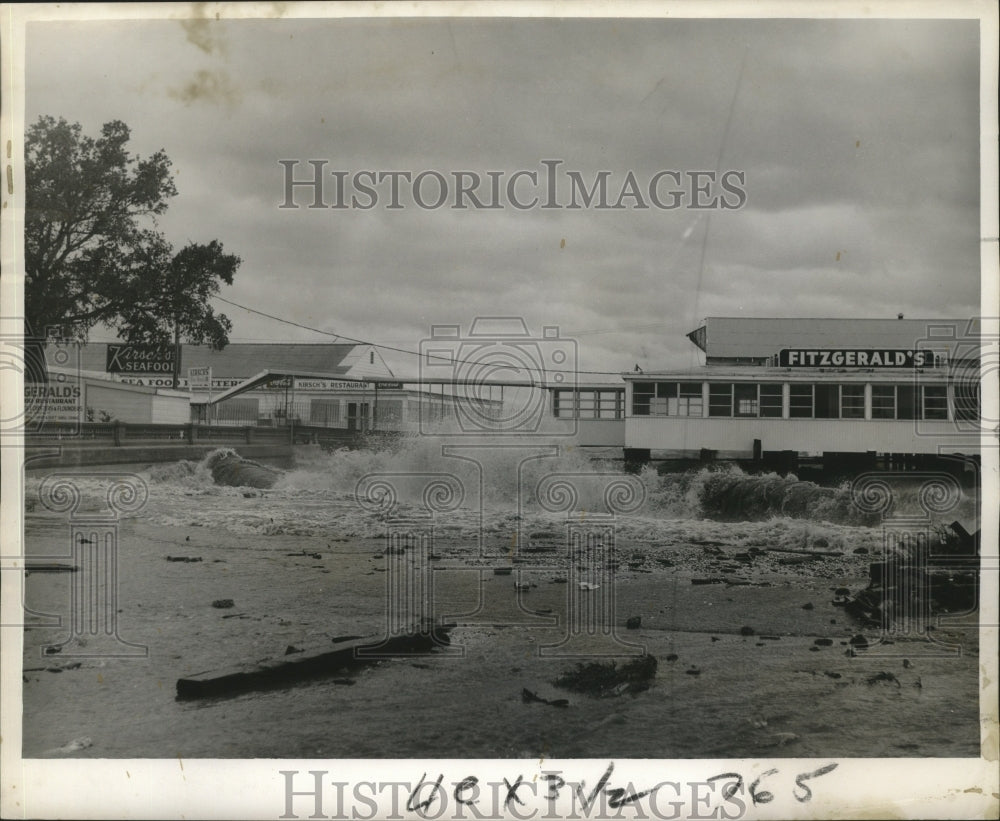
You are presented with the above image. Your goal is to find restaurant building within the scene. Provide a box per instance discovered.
[548,317,983,470]
[618,317,982,470]
[72,341,471,431]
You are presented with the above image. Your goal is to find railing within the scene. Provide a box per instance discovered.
[26,421,293,447]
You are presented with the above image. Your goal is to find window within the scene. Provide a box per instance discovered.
[873,384,937,420]
[677,383,703,417]
[733,384,758,417]
[872,385,895,419]
[707,383,785,418]
[599,390,624,419]
[633,382,702,417]
[632,382,654,416]
[789,384,813,418]
[814,385,840,419]
[841,385,865,419]
[921,386,948,420]
[558,389,623,419]
[954,381,979,422]
[553,390,573,419]
[759,384,783,417]
[896,385,916,420]
[709,383,733,417]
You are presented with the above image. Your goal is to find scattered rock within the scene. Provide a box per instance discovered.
[824,671,842,679]
[626,616,642,630]
[809,646,821,652]
[284,645,303,655]
[493,567,512,576]
[665,654,678,662]
[212,599,235,609]
[739,625,755,636]
[801,602,814,610]
[522,688,569,708]
[685,667,701,676]
[691,577,725,585]
[866,671,900,687]
[165,556,202,563]
[554,655,657,698]
[849,634,869,650]
[853,547,869,555]
[814,638,834,647]
[710,635,719,642]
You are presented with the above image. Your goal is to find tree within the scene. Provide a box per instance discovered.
[24,116,239,350]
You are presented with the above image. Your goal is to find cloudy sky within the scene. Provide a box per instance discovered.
[23,11,982,377]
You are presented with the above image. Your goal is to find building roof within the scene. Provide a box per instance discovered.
[621,366,954,383]
[69,342,362,379]
[688,317,982,360]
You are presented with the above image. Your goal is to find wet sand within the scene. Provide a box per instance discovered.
[22,514,980,759]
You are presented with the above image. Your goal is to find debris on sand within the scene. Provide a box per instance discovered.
[522,688,569,708]
[554,655,657,698]
[866,671,901,687]
[176,622,455,700]
[44,736,92,755]
[841,521,980,627]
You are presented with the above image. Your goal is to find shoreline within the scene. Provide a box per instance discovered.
[20,515,980,759]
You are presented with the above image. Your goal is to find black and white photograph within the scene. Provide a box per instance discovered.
[1,2,997,819]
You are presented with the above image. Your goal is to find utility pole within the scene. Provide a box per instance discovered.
[172,319,180,389]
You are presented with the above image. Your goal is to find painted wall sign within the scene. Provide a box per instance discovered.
[106,343,179,373]
[24,383,83,423]
[778,349,930,368]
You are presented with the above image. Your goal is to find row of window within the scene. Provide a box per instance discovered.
[553,390,625,419]
[631,381,971,421]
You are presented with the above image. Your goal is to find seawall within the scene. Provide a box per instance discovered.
[24,443,294,471]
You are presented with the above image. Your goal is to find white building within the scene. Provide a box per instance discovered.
[619,317,982,468]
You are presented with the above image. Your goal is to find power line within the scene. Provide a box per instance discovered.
[212,294,636,377]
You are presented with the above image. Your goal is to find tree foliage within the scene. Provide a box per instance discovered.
[24,116,239,347]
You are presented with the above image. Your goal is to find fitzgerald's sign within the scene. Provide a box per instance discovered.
[106,343,179,373]
[779,349,931,368]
